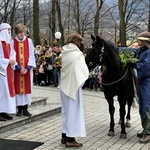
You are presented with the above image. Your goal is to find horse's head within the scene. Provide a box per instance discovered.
[85,34,105,70]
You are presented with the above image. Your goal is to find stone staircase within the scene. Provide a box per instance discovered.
[0,96,61,133]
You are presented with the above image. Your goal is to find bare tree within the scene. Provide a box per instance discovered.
[51,0,56,39]
[118,0,126,46]
[0,0,21,26]
[94,0,105,36]
[55,0,64,45]
[76,0,81,34]
[148,1,150,32]
[118,0,149,46]
[33,0,40,45]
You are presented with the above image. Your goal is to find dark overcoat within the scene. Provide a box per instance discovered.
[136,47,150,119]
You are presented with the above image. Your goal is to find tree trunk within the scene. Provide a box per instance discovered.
[94,10,99,36]
[51,0,56,39]
[67,0,71,35]
[148,2,150,32]
[118,0,126,47]
[94,0,104,36]
[55,0,64,45]
[33,0,40,45]
[76,0,81,34]
[10,0,16,28]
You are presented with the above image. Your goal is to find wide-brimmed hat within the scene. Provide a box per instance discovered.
[137,31,150,48]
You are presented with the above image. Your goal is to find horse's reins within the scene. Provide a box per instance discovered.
[101,68,128,86]
[89,44,129,86]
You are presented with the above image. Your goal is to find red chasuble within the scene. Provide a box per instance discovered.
[14,38,31,94]
[1,41,15,97]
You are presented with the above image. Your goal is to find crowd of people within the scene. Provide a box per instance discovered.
[33,44,62,88]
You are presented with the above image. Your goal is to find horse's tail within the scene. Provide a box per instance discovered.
[131,68,139,108]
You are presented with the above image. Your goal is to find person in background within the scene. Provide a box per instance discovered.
[33,51,41,85]
[45,48,53,86]
[11,24,36,117]
[55,47,62,88]
[34,45,41,54]
[135,31,150,143]
[88,66,99,91]
[0,23,16,121]
[60,33,89,147]
[52,46,62,87]
[38,57,46,86]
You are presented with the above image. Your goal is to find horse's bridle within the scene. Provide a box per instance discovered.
[88,45,105,69]
[88,43,129,86]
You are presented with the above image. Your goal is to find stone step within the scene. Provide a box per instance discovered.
[0,97,61,133]
[31,97,48,107]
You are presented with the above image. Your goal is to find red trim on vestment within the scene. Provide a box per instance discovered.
[1,41,15,97]
[14,38,31,94]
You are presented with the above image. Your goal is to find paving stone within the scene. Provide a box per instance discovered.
[0,86,150,149]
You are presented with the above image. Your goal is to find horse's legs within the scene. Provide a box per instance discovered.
[107,98,115,136]
[118,102,131,127]
[125,99,132,127]
[119,99,127,139]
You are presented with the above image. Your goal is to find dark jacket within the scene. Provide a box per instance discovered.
[136,46,150,119]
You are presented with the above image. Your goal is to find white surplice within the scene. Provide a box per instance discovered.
[0,42,16,113]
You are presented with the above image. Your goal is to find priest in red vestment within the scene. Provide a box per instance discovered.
[11,24,35,117]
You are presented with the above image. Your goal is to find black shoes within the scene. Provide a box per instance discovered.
[0,116,7,121]
[0,113,13,121]
[1,113,13,120]
[16,105,32,117]
[16,110,32,117]
[137,132,143,138]
[16,110,23,116]
[61,138,66,144]
[23,110,32,117]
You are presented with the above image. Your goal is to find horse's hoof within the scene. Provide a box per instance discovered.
[126,122,131,128]
[120,133,127,139]
[108,131,115,136]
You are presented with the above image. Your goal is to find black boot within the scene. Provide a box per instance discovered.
[23,105,32,117]
[16,106,23,116]
[61,133,66,144]
[0,113,7,121]
[0,113,13,120]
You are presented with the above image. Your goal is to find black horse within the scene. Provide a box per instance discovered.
[85,35,134,139]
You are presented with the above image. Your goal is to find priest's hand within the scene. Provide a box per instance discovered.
[9,59,15,65]
[23,69,27,74]
[20,68,27,75]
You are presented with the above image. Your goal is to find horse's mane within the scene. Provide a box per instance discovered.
[103,39,121,74]
[104,40,119,55]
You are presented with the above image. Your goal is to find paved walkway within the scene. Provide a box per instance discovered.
[0,86,150,150]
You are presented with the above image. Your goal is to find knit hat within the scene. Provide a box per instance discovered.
[137,31,150,48]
